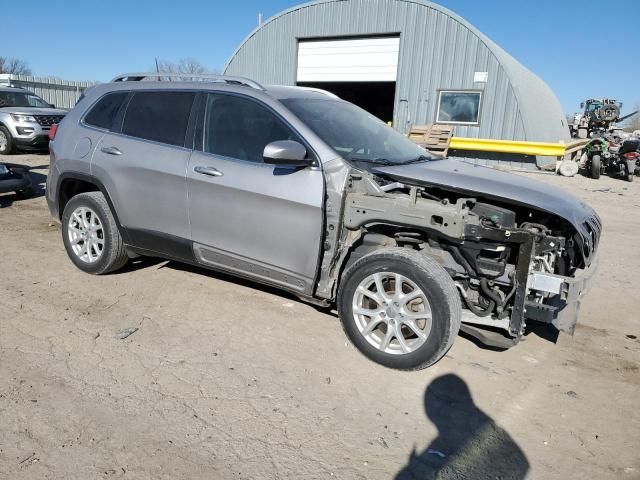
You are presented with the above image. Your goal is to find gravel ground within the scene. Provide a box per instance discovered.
[0,153,638,479]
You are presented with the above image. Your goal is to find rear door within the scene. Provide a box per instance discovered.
[90,90,196,257]
[186,92,324,295]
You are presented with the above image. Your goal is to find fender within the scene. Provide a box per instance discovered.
[55,171,130,244]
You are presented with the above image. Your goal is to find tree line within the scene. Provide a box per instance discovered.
[0,56,214,79]
[0,56,32,75]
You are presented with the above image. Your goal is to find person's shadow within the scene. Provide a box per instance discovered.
[395,374,529,480]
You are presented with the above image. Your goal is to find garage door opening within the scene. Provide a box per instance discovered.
[297,81,396,123]
[296,36,400,124]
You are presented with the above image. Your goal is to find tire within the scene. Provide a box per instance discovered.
[0,126,14,155]
[597,104,619,122]
[622,162,634,182]
[338,247,461,371]
[591,155,601,179]
[61,192,128,274]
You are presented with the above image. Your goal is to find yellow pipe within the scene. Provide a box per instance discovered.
[449,137,568,157]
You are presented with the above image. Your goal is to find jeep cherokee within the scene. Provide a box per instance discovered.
[46,73,601,370]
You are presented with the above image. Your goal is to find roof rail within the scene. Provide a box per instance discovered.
[295,86,340,99]
[110,72,265,91]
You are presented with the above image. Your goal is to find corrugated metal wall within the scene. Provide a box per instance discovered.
[0,74,95,109]
[225,0,569,169]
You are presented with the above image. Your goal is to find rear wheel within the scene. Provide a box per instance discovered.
[590,155,601,179]
[0,126,14,155]
[338,247,461,370]
[623,162,634,182]
[61,192,128,274]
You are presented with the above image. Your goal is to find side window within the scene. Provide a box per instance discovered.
[83,92,128,130]
[204,93,300,163]
[435,90,482,125]
[122,91,195,147]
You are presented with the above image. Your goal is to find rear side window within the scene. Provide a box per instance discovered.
[83,92,128,130]
[122,91,195,147]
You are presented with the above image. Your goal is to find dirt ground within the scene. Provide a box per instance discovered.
[0,153,638,480]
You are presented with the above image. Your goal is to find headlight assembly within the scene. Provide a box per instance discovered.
[10,114,37,123]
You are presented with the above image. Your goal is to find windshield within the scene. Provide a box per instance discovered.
[0,92,50,108]
[586,102,601,112]
[281,98,434,166]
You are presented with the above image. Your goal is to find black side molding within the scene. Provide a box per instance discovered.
[125,228,195,263]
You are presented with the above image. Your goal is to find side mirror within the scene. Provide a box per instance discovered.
[263,140,313,167]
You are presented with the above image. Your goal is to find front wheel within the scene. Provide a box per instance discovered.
[0,126,14,155]
[338,248,461,370]
[590,155,601,179]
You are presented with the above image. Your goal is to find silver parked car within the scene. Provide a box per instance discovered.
[0,86,66,154]
[47,73,601,370]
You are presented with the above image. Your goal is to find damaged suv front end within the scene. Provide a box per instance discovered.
[368,159,601,344]
[284,94,601,349]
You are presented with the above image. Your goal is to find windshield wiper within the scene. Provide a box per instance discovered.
[398,155,433,165]
[345,155,433,166]
[347,157,395,166]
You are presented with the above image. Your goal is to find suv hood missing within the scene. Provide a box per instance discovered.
[373,158,601,264]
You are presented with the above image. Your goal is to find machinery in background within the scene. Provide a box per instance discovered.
[570,99,637,139]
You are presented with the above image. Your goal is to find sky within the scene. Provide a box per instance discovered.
[2,0,639,115]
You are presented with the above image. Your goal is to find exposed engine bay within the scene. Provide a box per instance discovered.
[315,164,601,346]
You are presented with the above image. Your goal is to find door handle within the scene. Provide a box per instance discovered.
[194,165,223,177]
[101,146,122,156]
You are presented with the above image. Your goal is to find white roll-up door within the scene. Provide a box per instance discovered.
[297,37,400,82]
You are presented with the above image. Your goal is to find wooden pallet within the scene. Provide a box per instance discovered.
[408,124,455,157]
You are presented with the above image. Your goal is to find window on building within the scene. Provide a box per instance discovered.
[435,90,482,125]
[83,92,128,131]
[122,91,195,147]
[204,93,300,163]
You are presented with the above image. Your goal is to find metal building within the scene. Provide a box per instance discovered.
[225,0,569,168]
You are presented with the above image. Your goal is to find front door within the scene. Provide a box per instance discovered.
[187,93,324,294]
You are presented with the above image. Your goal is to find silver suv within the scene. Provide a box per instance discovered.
[47,73,601,370]
[0,86,66,154]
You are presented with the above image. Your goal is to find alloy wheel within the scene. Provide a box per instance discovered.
[67,207,105,263]
[352,272,432,355]
[0,130,8,151]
